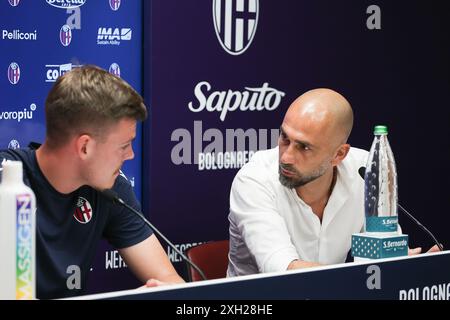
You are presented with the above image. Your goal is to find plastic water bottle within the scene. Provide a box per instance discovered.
[0,161,36,300]
[364,125,398,234]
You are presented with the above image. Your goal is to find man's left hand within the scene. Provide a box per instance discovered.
[408,244,442,256]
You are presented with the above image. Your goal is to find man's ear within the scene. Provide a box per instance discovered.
[75,134,94,160]
[331,143,350,166]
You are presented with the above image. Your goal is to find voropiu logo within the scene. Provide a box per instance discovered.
[109,63,121,77]
[7,62,20,85]
[0,103,36,122]
[109,0,121,11]
[60,24,72,46]
[46,0,86,9]
[213,0,259,55]
[8,0,20,7]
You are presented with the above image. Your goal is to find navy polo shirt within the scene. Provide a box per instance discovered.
[0,147,153,299]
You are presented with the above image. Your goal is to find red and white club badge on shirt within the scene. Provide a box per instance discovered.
[73,197,93,224]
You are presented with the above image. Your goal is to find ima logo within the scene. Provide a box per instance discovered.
[109,63,121,77]
[7,62,20,84]
[73,197,93,224]
[213,0,259,55]
[109,0,121,11]
[8,0,20,6]
[60,24,72,46]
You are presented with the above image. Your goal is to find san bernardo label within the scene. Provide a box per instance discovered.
[366,216,398,232]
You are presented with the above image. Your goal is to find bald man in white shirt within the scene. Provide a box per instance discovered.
[227,88,372,277]
[227,88,440,277]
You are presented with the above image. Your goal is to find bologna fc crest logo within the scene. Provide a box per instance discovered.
[73,197,93,224]
[213,0,259,55]
[109,0,121,11]
[60,24,72,47]
[8,139,20,149]
[7,62,20,85]
[8,0,20,6]
[109,63,121,77]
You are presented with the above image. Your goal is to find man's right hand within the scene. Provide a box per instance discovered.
[145,279,168,287]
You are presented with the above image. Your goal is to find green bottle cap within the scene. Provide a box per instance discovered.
[374,125,388,135]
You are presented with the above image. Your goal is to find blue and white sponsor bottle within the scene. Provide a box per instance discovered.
[0,161,36,300]
[364,125,399,234]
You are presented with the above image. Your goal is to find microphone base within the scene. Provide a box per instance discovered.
[351,233,409,260]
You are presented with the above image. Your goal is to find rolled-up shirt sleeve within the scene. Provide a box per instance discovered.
[230,171,299,273]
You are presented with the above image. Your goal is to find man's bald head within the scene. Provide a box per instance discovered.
[278,89,353,189]
[284,88,353,147]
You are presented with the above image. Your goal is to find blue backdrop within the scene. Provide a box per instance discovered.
[0,0,144,294]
